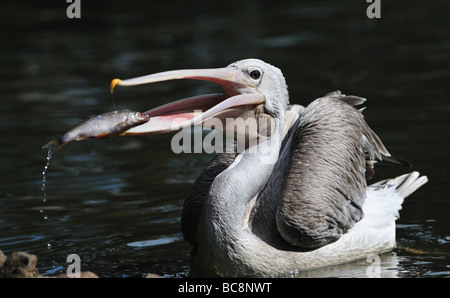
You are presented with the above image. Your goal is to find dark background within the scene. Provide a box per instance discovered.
[0,0,448,277]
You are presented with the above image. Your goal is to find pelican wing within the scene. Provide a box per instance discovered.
[273,93,390,249]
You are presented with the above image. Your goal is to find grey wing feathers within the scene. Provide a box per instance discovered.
[324,90,367,107]
[275,92,390,249]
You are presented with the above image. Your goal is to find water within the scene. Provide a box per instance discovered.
[1,0,449,278]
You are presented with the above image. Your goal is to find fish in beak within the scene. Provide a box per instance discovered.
[110,66,266,136]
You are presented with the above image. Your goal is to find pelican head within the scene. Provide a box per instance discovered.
[225,59,289,118]
[111,59,289,141]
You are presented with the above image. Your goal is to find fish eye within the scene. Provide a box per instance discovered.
[137,113,147,119]
[249,70,261,80]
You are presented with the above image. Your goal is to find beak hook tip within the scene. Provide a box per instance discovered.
[110,78,122,94]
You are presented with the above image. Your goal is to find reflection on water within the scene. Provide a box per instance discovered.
[276,252,401,278]
[1,1,449,277]
[127,234,183,248]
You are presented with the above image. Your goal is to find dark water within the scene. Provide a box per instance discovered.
[0,0,449,278]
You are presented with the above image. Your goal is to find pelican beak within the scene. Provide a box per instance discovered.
[110,67,265,135]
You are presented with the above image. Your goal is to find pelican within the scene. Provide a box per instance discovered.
[110,59,428,277]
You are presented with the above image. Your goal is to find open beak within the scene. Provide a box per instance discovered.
[110,67,265,135]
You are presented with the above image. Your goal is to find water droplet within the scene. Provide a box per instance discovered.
[41,148,52,204]
[41,148,54,252]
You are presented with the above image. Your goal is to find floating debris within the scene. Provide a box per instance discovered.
[0,250,98,278]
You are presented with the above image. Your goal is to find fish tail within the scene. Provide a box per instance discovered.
[42,138,64,152]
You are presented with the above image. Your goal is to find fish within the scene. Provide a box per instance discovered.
[42,109,150,152]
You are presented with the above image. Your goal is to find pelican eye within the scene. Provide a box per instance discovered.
[249,70,261,80]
